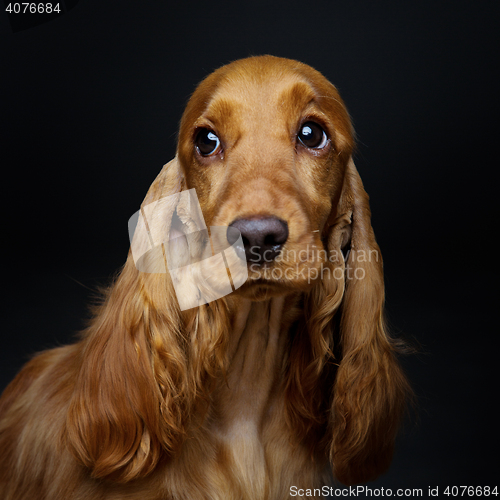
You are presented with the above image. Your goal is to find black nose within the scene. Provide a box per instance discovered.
[228,217,288,264]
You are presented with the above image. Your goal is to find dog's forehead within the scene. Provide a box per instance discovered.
[218,68,313,97]
[188,58,326,111]
[201,75,316,124]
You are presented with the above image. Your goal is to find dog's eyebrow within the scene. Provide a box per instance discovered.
[278,81,319,116]
[201,97,237,128]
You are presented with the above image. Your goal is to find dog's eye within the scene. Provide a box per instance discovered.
[195,129,221,156]
[297,122,328,149]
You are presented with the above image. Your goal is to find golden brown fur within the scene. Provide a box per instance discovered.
[0,56,410,499]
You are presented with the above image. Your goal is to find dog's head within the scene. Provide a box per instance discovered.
[175,55,358,299]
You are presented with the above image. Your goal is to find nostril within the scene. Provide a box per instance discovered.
[228,217,288,263]
[263,224,288,246]
[264,235,275,246]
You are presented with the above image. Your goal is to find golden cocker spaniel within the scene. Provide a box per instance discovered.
[0,55,410,500]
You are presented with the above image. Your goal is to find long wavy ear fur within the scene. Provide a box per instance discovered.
[323,158,411,485]
[65,158,204,481]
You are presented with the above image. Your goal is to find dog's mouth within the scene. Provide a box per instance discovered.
[239,254,325,295]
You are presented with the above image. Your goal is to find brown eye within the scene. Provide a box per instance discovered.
[297,122,328,149]
[195,129,221,156]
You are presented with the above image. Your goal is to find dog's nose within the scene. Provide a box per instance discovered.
[228,217,288,264]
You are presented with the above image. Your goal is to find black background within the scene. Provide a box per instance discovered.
[1,0,498,495]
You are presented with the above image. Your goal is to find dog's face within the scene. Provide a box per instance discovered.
[177,56,354,299]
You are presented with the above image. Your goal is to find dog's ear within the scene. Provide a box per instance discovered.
[327,158,410,485]
[66,156,232,482]
[141,157,184,207]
